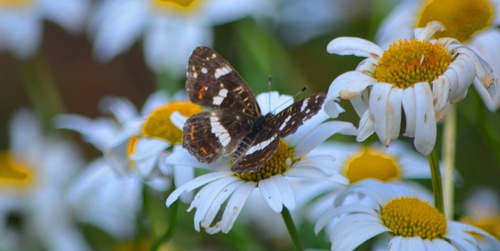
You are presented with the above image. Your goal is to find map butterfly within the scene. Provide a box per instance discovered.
[183,46,325,174]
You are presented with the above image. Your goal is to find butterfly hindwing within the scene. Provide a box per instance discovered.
[186,47,261,117]
[232,127,280,174]
[182,110,253,163]
[273,93,326,138]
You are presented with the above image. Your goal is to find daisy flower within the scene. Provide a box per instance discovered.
[376,0,500,111]
[299,141,435,222]
[89,0,268,75]
[460,187,500,240]
[56,91,202,192]
[66,157,143,240]
[315,180,500,251]
[324,21,494,155]
[0,0,89,58]
[0,109,89,251]
[166,91,356,234]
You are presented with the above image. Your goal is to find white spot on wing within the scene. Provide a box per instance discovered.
[213,96,224,105]
[201,68,208,74]
[300,99,309,112]
[210,116,231,147]
[215,66,232,79]
[279,116,292,130]
[246,136,276,155]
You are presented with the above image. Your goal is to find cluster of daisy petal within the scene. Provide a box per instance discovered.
[1,0,500,250]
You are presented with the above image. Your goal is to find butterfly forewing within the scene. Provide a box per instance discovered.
[186,47,261,117]
[183,110,253,163]
[274,94,326,138]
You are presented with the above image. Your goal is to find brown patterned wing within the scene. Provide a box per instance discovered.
[186,46,261,118]
[182,110,253,164]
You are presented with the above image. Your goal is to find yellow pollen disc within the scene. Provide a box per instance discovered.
[152,0,200,13]
[381,197,447,239]
[142,101,202,144]
[126,135,140,169]
[236,140,294,182]
[417,0,494,42]
[0,0,30,7]
[344,147,401,184]
[374,39,451,88]
[460,215,500,239]
[0,151,34,189]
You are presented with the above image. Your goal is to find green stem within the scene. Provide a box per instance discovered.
[442,106,456,220]
[428,149,444,214]
[149,199,178,251]
[20,54,65,128]
[281,207,303,251]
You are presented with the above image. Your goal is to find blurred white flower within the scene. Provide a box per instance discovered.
[0,0,89,58]
[0,109,89,251]
[89,0,269,76]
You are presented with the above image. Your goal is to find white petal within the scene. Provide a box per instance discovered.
[271,175,296,210]
[431,76,450,122]
[388,236,403,251]
[386,87,403,143]
[406,237,425,251]
[330,215,389,251]
[217,181,256,233]
[401,87,416,137]
[191,177,240,231]
[350,92,369,117]
[327,37,384,58]
[201,180,246,231]
[369,83,393,146]
[314,204,376,233]
[326,71,376,100]
[130,138,169,160]
[293,121,356,157]
[166,171,232,206]
[356,110,375,142]
[413,83,436,156]
[415,22,444,41]
[258,177,283,213]
[99,96,138,124]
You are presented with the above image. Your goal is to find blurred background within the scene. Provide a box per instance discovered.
[1,0,499,250]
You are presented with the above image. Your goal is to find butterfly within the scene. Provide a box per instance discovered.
[182,46,325,174]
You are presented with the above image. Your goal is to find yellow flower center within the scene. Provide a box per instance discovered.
[0,151,34,189]
[374,39,452,88]
[0,0,30,7]
[417,0,494,42]
[142,101,203,144]
[461,215,500,239]
[236,140,294,182]
[151,0,201,13]
[343,147,401,184]
[381,197,447,239]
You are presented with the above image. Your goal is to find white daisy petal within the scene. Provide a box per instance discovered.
[217,181,256,234]
[272,175,296,210]
[407,237,426,251]
[166,171,233,206]
[327,37,384,58]
[258,178,283,213]
[330,214,389,251]
[369,83,393,146]
[388,236,403,251]
[386,87,403,143]
[201,180,247,231]
[293,121,356,157]
[326,71,376,100]
[401,86,417,137]
[356,110,375,141]
[413,82,436,155]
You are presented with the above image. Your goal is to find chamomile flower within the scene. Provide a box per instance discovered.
[0,109,89,251]
[300,141,434,222]
[315,180,500,251]
[66,158,143,239]
[325,22,494,155]
[376,0,500,111]
[166,91,356,234]
[0,0,89,58]
[56,91,201,192]
[89,0,268,75]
